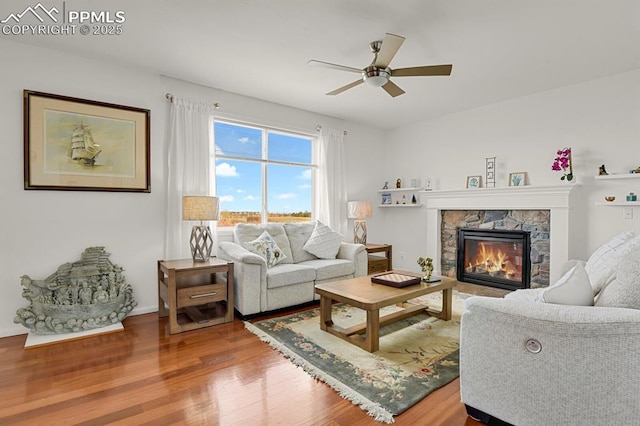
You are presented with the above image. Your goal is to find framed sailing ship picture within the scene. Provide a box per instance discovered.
[23,90,151,192]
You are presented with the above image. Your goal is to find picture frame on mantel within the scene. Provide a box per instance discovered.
[466,175,482,189]
[509,172,527,187]
[24,90,151,192]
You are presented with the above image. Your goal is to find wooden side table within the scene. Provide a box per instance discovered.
[365,243,392,275]
[157,258,234,334]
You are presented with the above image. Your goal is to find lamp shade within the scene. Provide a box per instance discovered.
[347,201,372,219]
[183,196,220,221]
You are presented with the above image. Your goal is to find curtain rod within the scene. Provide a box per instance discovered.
[165,93,220,109]
[316,125,347,136]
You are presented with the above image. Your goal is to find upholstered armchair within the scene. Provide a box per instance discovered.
[460,232,640,425]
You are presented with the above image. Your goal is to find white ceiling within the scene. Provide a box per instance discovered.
[3,0,639,129]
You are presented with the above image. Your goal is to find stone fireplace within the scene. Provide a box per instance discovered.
[421,185,581,286]
[442,210,549,288]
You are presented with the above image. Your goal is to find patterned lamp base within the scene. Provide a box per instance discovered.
[353,219,368,244]
[190,225,213,262]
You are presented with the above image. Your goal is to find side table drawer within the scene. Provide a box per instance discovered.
[177,283,227,308]
[368,257,389,274]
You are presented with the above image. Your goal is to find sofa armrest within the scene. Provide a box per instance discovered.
[218,241,267,316]
[337,242,367,277]
[460,296,640,426]
[218,241,265,265]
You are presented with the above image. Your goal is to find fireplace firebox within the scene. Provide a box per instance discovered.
[456,228,531,291]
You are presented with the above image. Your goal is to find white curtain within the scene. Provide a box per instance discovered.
[165,98,217,259]
[315,127,348,236]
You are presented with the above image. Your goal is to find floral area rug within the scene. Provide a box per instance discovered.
[244,290,471,423]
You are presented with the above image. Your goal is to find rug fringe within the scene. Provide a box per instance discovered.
[244,321,395,424]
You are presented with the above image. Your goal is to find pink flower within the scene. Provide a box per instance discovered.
[552,147,573,181]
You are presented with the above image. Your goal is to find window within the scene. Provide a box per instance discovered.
[214,120,315,227]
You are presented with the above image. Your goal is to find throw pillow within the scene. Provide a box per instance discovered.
[303,221,343,259]
[595,249,640,309]
[247,230,287,268]
[585,231,638,294]
[537,263,594,306]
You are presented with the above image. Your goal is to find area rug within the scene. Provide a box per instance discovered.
[245,290,472,423]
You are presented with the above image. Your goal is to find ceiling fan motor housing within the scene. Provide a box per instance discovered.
[362,66,390,87]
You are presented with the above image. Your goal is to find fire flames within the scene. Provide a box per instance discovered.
[465,242,521,280]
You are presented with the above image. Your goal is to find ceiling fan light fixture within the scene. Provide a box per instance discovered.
[362,66,390,87]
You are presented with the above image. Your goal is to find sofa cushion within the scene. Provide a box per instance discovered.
[595,249,640,309]
[283,222,318,263]
[537,263,594,306]
[266,263,316,289]
[303,221,343,259]
[234,223,294,264]
[585,231,638,294]
[503,288,546,302]
[299,258,355,281]
[247,230,287,268]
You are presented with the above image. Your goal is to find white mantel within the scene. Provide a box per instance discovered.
[420,184,582,283]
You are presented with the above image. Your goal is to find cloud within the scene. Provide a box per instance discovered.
[239,137,249,144]
[298,169,312,180]
[219,195,234,202]
[216,162,238,177]
[236,189,246,193]
[243,195,259,201]
[298,183,311,189]
[277,193,297,199]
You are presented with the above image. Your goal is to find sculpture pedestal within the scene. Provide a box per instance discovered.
[24,322,123,348]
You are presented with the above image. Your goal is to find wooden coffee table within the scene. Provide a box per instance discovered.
[315,272,454,352]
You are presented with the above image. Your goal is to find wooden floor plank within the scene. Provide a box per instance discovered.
[0,282,503,425]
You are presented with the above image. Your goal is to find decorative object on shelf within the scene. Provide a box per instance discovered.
[14,247,137,335]
[598,164,609,175]
[485,157,496,188]
[183,196,220,262]
[466,175,481,189]
[23,90,151,193]
[630,166,640,174]
[411,194,417,204]
[627,193,637,202]
[396,178,402,188]
[417,256,434,282]
[410,177,421,188]
[382,181,389,189]
[381,193,392,205]
[402,195,407,204]
[604,196,616,202]
[425,178,433,191]
[552,147,573,181]
[347,201,373,244]
[509,172,527,186]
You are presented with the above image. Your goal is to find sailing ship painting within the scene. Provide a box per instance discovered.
[69,122,102,166]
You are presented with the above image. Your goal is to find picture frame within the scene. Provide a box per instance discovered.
[381,193,392,204]
[509,172,527,187]
[24,90,151,192]
[466,175,481,189]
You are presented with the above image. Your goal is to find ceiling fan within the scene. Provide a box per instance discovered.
[308,33,452,97]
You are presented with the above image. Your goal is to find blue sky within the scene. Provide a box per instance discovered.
[214,122,312,213]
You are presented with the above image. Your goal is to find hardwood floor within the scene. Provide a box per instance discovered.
[0,283,506,425]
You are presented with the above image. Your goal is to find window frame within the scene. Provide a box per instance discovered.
[212,118,317,228]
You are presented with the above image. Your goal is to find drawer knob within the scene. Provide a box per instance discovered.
[189,292,218,299]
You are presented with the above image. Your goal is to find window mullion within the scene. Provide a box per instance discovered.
[262,130,268,223]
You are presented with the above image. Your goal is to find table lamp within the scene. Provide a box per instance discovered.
[182,196,220,262]
[347,201,372,244]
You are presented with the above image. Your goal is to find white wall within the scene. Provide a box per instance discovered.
[382,70,640,274]
[0,39,385,337]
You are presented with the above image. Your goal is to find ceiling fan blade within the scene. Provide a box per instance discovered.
[307,60,362,74]
[382,80,405,97]
[374,33,405,68]
[327,79,364,95]
[392,64,453,77]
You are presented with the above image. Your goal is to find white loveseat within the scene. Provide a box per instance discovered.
[460,232,640,425]
[218,222,367,317]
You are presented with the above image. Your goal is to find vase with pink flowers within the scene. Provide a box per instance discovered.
[552,147,573,181]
